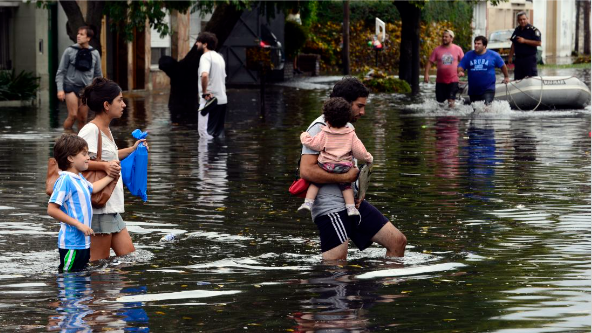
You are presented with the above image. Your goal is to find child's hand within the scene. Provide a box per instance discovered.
[77,223,95,236]
[106,160,121,178]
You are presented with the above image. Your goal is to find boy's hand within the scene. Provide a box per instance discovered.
[106,160,121,178]
[77,223,94,236]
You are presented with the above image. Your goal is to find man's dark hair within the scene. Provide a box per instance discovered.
[323,97,352,128]
[54,134,88,171]
[329,77,369,103]
[81,77,122,113]
[197,32,218,50]
[474,35,488,47]
[78,26,95,39]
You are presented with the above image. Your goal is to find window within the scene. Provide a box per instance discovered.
[150,13,171,67]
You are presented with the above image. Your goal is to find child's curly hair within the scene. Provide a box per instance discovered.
[322,97,352,128]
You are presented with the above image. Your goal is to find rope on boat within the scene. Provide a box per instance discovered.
[506,76,545,111]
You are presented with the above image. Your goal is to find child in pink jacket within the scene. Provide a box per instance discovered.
[299,97,373,216]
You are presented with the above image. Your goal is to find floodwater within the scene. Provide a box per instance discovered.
[0,68,589,332]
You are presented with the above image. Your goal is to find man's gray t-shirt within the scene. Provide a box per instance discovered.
[302,115,355,219]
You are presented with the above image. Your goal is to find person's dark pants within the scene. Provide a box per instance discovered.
[469,90,496,105]
[514,55,538,80]
[435,82,460,103]
[207,104,227,138]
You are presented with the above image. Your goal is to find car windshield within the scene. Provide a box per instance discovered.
[489,31,513,42]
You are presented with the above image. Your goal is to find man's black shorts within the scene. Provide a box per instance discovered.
[63,83,85,98]
[435,82,459,103]
[313,200,389,253]
[58,248,90,272]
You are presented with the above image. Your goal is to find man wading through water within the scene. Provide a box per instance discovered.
[299,77,407,261]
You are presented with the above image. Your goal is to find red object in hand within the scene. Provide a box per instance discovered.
[289,178,310,198]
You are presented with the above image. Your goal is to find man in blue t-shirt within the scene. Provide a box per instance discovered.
[458,36,510,105]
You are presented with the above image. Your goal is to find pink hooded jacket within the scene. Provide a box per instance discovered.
[300,125,373,165]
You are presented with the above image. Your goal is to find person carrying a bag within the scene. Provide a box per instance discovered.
[55,26,102,132]
[78,78,148,261]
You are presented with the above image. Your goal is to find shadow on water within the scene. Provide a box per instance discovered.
[0,68,589,331]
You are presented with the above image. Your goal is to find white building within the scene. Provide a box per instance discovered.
[472,0,578,62]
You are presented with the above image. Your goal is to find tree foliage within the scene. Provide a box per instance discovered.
[104,1,193,41]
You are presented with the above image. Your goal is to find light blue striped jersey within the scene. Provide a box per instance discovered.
[48,171,94,249]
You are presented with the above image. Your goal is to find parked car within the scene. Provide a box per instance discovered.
[487,29,543,64]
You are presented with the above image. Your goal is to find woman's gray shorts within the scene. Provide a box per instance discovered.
[91,213,126,234]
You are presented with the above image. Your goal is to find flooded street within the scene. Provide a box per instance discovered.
[0,68,590,331]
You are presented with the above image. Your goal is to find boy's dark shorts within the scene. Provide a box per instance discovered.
[63,83,85,98]
[314,200,389,253]
[58,248,90,272]
[435,82,459,103]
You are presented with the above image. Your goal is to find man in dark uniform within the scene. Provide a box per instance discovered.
[508,11,541,80]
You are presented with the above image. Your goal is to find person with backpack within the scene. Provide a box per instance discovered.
[55,26,102,132]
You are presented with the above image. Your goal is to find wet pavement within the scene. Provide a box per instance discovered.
[0,68,590,331]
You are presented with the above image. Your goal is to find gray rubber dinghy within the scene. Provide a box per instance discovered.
[460,76,591,110]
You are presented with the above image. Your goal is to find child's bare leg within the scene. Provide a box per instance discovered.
[305,184,319,200]
[342,188,360,216]
[298,184,319,214]
[342,188,355,205]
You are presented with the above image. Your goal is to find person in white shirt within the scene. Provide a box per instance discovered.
[196,32,228,139]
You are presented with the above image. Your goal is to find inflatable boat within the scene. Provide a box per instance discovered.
[460,76,591,110]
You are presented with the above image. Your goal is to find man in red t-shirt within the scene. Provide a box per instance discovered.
[424,30,465,107]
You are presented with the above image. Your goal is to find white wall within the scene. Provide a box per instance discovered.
[57,4,72,57]
[558,0,576,57]
[189,11,212,47]
[472,1,487,41]
[533,0,547,59]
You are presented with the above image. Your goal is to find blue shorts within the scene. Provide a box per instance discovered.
[313,200,389,253]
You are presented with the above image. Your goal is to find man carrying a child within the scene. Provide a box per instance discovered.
[299,77,407,260]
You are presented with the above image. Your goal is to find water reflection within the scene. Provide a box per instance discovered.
[291,267,405,332]
[48,273,93,331]
[466,119,497,202]
[47,270,149,332]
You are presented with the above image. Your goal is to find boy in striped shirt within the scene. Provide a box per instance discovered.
[47,134,115,272]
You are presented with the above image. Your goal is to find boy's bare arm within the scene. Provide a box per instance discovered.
[87,160,120,178]
[91,176,114,193]
[300,154,358,184]
[47,203,94,236]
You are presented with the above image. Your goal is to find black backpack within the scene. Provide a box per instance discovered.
[70,46,94,71]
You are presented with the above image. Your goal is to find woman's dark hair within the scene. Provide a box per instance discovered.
[323,97,352,128]
[54,134,88,171]
[197,32,218,50]
[78,26,95,39]
[330,77,369,103]
[474,35,488,47]
[81,77,122,113]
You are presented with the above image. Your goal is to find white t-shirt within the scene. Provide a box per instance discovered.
[198,51,227,105]
[78,123,125,214]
